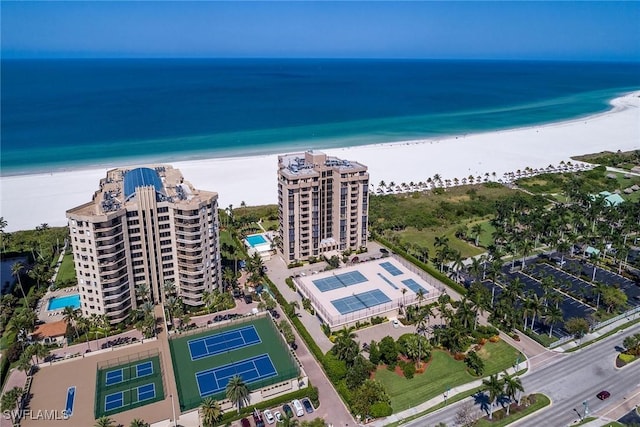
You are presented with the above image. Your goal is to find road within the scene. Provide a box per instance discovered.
[404,323,640,427]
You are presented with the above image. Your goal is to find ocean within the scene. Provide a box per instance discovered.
[2,58,639,175]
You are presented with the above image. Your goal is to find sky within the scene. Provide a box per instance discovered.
[2,1,639,61]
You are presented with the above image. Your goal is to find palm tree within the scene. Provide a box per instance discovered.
[94,416,117,427]
[225,375,250,414]
[135,283,151,303]
[527,294,543,331]
[281,414,300,427]
[288,300,300,316]
[544,305,563,338]
[200,397,223,427]
[471,223,483,246]
[592,282,607,311]
[482,374,504,420]
[129,419,150,427]
[1,387,23,425]
[415,288,426,307]
[502,371,524,415]
[62,306,81,343]
[11,261,27,302]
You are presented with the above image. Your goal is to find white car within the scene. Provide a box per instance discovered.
[263,409,275,425]
[292,399,304,417]
[274,411,283,423]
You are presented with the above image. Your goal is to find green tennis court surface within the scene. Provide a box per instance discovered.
[170,315,300,411]
[95,354,165,418]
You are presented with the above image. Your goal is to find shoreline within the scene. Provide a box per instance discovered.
[1,91,638,232]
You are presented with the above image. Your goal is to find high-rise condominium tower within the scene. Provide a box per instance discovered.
[277,151,369,262]
[66,165,221,324]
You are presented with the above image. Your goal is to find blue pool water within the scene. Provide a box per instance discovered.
[48,294,81,311]
[246,234,267,247]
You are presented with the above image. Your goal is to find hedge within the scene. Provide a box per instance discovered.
[374,236,468,296]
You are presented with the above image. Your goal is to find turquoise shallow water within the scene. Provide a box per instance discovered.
[2,59,639,175]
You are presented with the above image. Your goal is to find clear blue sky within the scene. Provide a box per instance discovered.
[2,1,639,61]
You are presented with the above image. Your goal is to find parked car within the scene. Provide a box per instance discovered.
[274,411,283,423]
[290,342,298,351]
[282,404,294,418]
[240,418,251,427]
[252,408,265,427]
[301,398,314,414]
[263,409,275,425]
[244,294,253,304]
[597,390,611,400]
[292,399,304,417]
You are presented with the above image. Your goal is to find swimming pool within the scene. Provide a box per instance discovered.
[48,294,81,311]
[246,234,267,247]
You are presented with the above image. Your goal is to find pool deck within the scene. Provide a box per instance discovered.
[37,287,80,323]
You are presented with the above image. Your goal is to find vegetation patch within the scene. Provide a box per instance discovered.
[475,393,550,427]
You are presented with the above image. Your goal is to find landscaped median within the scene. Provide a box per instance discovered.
[475,393,550,427]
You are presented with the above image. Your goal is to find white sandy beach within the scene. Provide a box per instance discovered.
[1,92,639,232]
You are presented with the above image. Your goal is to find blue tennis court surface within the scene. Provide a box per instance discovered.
[312,271,368,292]
[105,361,154,385]
[136,361,153,377]
[196,354,277,398]
[188,325,261,361]
[105,369,123,386]
[402,278,428,295]
[104,383,157,412]
[379,261,403,276]
[331,289,392,315]
[137,383,156,402]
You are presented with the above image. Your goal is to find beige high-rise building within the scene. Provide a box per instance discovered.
[66,165,221,324]
[277,151,369,262]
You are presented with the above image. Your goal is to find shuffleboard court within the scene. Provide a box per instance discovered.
[196,354,277,397]
[65,386,76,417]
[188,325,261,361]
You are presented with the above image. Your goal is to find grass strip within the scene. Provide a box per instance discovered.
[475,394,550,427]
[566,317,640,353]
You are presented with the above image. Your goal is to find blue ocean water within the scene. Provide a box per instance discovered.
[2,59,639,175]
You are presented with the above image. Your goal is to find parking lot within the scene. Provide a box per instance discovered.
[237,397,316,427]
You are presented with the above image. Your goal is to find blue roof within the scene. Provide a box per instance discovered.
[123,168,164,200]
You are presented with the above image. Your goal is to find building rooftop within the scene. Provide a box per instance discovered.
[31,320,67,339]
[278,150,367,178]
[67,164,217,217]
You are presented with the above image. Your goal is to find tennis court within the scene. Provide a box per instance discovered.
[312,271,368,292]
[169,315,300,411]
[196,354,277,397]
[104,383,157,412]
[331,289,392,315]
[94,354,165,418]
[402,278,428,294]
[188,325,261,361]
[105,360,154,385]
[380,261,403,276]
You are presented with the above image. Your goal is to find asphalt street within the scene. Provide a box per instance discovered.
[404,322,640,427]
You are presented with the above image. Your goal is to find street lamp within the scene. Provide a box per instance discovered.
[170,393,177,427]
[583,400,589,417]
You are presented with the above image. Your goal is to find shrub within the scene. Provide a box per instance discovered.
[324,352,347,382]
[489,335,500,343]
[401,362,416,379]
[335,381,353,404]
[619,353,636,364]
[371,316,385,325]
[386,362,396,371]
[477,338,488,345]
[370,401,393,417]
[308,386,319,408]
[285,277,296,291]
[453,352,466,361]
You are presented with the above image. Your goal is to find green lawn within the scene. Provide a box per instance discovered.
[398,223,486,259]
[375,340,522,412]
[54,252,76,286]
[475,394,550,427]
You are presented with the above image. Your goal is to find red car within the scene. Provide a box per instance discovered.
[596,390,610,400]
[240,418,251,427]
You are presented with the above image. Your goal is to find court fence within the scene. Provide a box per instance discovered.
[294,273,440,329]
[94,349,167,418]
[172,311,303,412]
[169,311,267,341]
